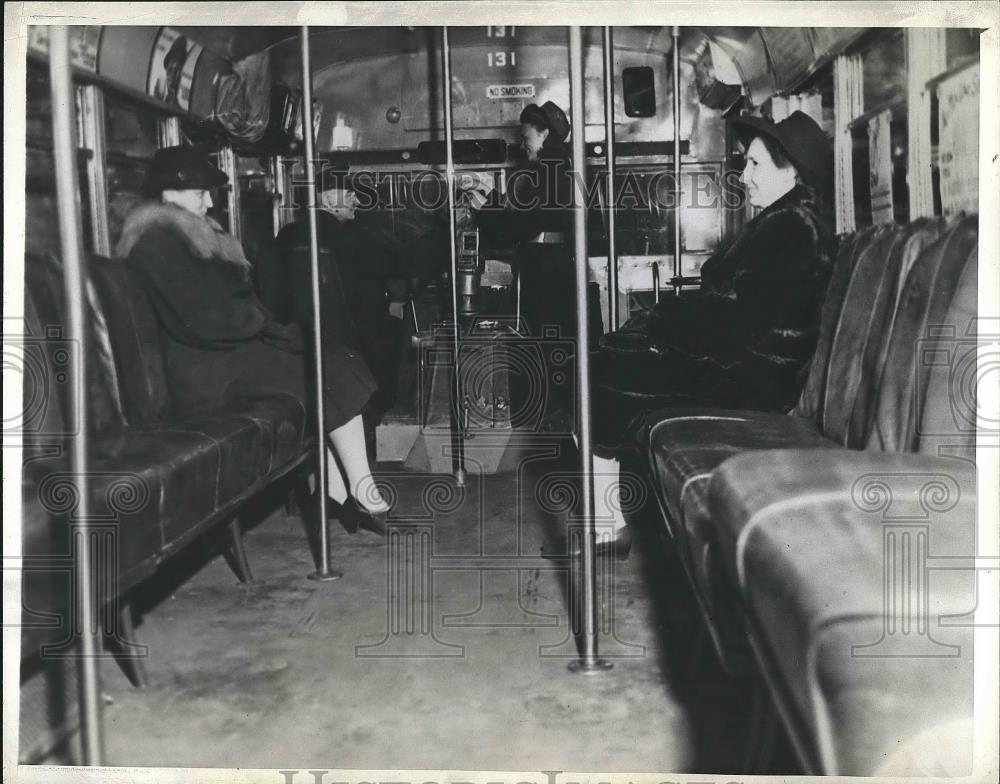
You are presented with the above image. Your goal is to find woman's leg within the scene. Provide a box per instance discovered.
[328,414,389,512]
[592,453,627,534]
[571,433,628,535]
[325,448,349,503]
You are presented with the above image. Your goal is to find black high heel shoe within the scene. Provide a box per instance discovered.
[540,527,632,562]
[308,494,359,534]
[342,497,388,536]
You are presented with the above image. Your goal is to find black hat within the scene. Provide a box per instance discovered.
[732,111,832,185]
[143,145,229,195]
[520,101,570,143]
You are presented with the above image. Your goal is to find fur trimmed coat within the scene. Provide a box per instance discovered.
[593,184,833,451]
[118,200,377,428]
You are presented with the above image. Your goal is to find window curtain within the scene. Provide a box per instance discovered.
[833,54,863,234]
[905,29,947,219]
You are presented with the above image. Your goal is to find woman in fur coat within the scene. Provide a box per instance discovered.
[116,145,389,533]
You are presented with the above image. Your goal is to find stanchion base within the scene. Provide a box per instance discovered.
[567,657,614,675]
[454,467,467,487]
[308,569,343,582]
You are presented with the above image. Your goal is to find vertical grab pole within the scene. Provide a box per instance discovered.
[672,26,683,294]
[301,27,342,582]
[49,26,105,763]
[567,26,612,675]
[442,26,467,486]
[602,27,619,331]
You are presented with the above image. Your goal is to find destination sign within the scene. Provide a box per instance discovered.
[487,84,535,100]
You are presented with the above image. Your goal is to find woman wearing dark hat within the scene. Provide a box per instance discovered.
[116,145,390,534]
[567,111,835,560]
[466,100,602,345]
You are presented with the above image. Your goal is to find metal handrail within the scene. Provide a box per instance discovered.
[49,25,105,763]
[672,26,683,295]
[301,26,342,582]
[441,26,467,486]
[567,26,610,675]
[602,26,619,331]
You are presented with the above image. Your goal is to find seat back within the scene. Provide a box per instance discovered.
[914,247,979,458]
[794,228,870,422]
[807,225,906,445]
[18,272,67,457]
[88,256,173,427]
[842,218,947,446]
[867,215,979,453]
[21,254,124,445]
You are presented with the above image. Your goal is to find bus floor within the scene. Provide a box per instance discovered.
[42,439,796,772]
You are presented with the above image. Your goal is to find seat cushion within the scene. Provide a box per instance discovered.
[707,449,976,774]
[646,409,835,540]
[139,394,307,552]
[644,409,837,654]
[20,394,308,659]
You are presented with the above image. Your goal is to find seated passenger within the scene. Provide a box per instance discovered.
[116,145,389,534]
[265,170,447,415]
[579,111,834,559]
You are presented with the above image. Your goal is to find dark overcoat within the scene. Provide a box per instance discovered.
[593,184,833,452]
[117,201,376,430]
[263,210,446,413]
[477,147,603,343]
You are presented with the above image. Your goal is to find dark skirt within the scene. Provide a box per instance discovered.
[165,337,377,431]
[516,243,604,344]
[590,339,797,456]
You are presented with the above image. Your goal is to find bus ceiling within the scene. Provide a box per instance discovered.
[173,25,864,95]
[29,25,880,153]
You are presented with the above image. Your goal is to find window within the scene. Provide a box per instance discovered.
[104,92,161,247]
[862,29,906,114]
[586,166,723,266]
[24,63,93,256]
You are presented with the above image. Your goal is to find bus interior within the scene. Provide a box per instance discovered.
[7,12,994,780]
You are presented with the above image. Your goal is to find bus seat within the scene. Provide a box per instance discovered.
[638,214,978,773]
[865,216,979,454]
[708,449,975,775]
[24,254,125,438]
[87,257,173,427]
[641,218,971,636]
[19,251,311,667]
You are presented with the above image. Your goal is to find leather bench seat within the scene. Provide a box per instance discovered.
[20,252,313,664]
[708,449,976,775]
[646,409,836,612]
[634,213,979,773]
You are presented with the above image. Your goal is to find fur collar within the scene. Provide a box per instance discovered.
[116,200,250,270]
